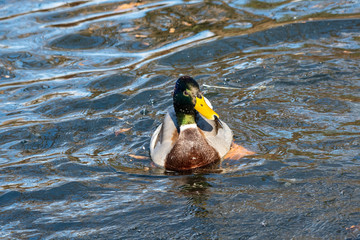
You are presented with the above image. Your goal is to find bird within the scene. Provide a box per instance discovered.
[150,76,234,171]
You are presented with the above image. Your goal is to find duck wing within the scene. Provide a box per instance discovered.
[150,107,179,167]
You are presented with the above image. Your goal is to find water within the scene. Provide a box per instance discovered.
[0,0,360,239]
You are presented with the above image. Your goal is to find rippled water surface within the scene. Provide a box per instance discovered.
[1,0,360,239]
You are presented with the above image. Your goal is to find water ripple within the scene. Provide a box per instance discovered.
[1,0,360,239]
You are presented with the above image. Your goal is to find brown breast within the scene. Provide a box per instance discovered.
[165,128,220,171]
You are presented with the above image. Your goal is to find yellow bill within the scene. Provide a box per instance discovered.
[194,96,219,120]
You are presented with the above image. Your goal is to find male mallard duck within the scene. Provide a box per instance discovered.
[150,76,233,171]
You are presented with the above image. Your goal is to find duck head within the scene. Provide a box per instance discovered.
[173,76,219,125]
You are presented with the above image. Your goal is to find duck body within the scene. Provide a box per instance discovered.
[150,76,233,171]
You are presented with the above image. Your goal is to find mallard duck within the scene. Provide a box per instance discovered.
[150,76,233,171]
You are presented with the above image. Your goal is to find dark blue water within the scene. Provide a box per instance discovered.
[1,0,360,239]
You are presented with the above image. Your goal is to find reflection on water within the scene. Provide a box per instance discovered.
[178,175,211,218]
[0,0,360,239]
